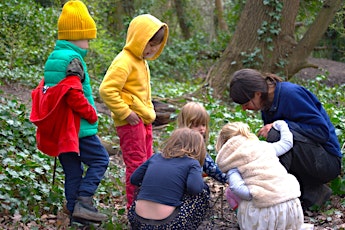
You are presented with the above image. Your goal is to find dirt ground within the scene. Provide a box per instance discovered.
[1,57,345,229]
[295,57,345,86]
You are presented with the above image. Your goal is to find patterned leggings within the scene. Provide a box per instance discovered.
[128,189,210,230]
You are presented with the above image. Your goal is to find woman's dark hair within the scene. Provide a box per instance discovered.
[229,68,282,109]
[149,26,165,45]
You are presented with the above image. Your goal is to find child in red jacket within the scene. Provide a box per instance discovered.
[30,0,109,226]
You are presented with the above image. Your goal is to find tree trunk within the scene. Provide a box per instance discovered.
[207,0,342,98]
[102,0,135,38]
[122,0,135,17]
[105,0,126,37]
[285,0,343,78]
[207,0,299,97]
[215,0,228,32]
[34,0,54,7]
[173,0,191,39]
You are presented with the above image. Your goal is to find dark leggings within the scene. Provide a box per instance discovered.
[128,189,210,230]
[267,129,341,202]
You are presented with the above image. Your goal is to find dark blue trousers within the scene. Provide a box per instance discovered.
[267,128,341,207]
[58,135,109,213]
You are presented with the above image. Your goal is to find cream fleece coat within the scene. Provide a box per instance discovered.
[216,135,301,208]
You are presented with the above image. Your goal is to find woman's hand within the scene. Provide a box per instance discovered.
[257,123,273,138]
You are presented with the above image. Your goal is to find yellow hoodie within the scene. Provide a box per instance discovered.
[99,14,169,126]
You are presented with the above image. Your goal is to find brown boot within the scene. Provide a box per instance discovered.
[72,196,108,222]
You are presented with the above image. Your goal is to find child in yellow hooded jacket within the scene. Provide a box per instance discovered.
[99,14,169,209]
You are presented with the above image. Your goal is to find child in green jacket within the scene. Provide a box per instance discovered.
[31,0,109,225]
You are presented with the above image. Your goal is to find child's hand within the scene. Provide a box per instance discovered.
[126,111,140,125]
[87,108,98,124]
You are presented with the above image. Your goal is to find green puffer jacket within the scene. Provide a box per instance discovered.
[44,40,98,138]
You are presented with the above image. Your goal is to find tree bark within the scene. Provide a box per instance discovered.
[207,0,298,97]
[173,0,191,39]
[215,0,228,32]
[206,0,342,98]
[122,0,135,17]
[285,0,343,78]
[105,0,126,37]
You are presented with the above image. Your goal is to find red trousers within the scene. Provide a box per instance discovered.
[116,121,153,209]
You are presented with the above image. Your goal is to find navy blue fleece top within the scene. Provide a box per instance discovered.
[130,153,206,206]
[204,153,227,183]
[262,81,342,158]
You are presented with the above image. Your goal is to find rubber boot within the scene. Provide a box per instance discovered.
[72,196,108,222]
[313,184,332,206]
[302,184,332,209]
[69,214,91,227]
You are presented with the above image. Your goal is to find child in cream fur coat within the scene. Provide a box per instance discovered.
[215,120,304,230]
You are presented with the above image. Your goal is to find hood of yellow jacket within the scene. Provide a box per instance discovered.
[124,14,169,61]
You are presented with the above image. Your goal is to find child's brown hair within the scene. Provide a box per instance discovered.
[149,26,165,45]
[177,102,210,142]
[162,127,206,166]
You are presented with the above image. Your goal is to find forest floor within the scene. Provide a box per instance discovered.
[1,57,345,229]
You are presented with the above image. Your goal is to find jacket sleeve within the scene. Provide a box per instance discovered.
[65,77,97,124]
[203,153,228,184]
[130,159,149,186]
[270,120,293,157]
[99,64,132,121]
[186,161,205,194]
[227,169,252,201]
[66,58,85,82]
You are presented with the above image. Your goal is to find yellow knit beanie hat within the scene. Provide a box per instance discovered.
[58,0,96,40]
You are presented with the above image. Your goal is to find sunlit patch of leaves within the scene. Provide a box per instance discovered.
[0,93,129,228]
[0,96,64,219]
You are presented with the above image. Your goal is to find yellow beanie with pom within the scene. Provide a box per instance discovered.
[58,0,96,40]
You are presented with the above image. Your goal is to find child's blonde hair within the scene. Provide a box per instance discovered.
[162,127,206,166]
[216,122,257,152]
[177,102,210,141]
